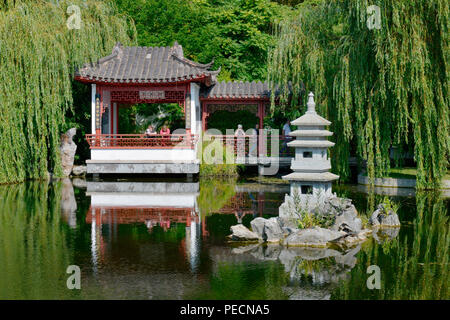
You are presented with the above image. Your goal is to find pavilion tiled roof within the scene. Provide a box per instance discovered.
[201,80,271,99]
[74,42,220,84]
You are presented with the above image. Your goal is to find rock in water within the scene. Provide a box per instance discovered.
[278,194,301,229]
[250,217,266,240]
[228,224,260,241]
[60,128,77,177]
[264,217,284,243]
[72,165,87,176]
[325,197,362,233]
[369,204,401,227]
[285,227,344,247]
[250,217,284,242]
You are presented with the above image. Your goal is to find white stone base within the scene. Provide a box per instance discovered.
[290,181,333,197]
[86,160,199,174]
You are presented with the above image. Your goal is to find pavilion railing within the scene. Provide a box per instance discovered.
[205,134,295,158]
[85,134,198,149]
[85,133,294,157]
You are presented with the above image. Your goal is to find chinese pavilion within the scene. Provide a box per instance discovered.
[75,42,274,175]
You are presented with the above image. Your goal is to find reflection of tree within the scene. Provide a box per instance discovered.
[0,182,76,299]
[186,262,289,300]
[147,224,186,243]
[332,191,449,300]
[197,179,237,216]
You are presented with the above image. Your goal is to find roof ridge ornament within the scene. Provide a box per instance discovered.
[96,42,122,65]
[306,92,316,114]
[171,41,184,58]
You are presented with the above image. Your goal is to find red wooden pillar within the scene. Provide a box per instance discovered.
[186,214,191,227]
[201,215,208,238]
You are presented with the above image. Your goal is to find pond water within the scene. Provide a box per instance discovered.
[0,177,448,300]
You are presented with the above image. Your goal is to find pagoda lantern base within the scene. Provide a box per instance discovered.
[283,172,339,197]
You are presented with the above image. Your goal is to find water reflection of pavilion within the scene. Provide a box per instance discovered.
[83,180,288,278]
[86,181,200,228]
[86,181,202,273]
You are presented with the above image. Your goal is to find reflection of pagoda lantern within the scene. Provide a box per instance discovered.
[282,92,339,197]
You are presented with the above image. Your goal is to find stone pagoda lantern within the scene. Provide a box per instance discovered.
[282,92,339,197]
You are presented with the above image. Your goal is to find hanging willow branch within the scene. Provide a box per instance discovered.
[268,0,449,189]
[0,0,136,184]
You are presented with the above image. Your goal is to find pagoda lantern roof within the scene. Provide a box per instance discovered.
[291,92,331,126]
[289,129,333,137]
[287,140,335,148]
[74,42,220,85]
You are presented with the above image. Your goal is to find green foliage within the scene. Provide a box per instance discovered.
[136,103,185,133]
[291,191,335,229]
[268,0,450,189]
[199,137,241,177]
[115,0,293,81]
[207,110,259,133]
[296,209,320,229]
[115,103,185,135]
[296,208,335,229]
[0,0,136,183]
[381,197,400,215]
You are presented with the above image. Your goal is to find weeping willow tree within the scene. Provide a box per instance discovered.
[0,0,136,184]
[268,0,449,189]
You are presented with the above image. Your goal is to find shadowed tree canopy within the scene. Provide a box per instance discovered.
[0,0,136,184]
[268,0,449,189]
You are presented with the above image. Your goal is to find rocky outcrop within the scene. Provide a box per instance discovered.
[230,196,400,248]
[278,194,300,229]
[330,228,372,246]
[284,227,344,247]
[278,194,362,234]
[227,224,259,241]
[324,197,362,233]
[250,217,284,243]
[250,217,266,239]
[369,204,401,227]
[72,165,87,176]
[60,128,77,177]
